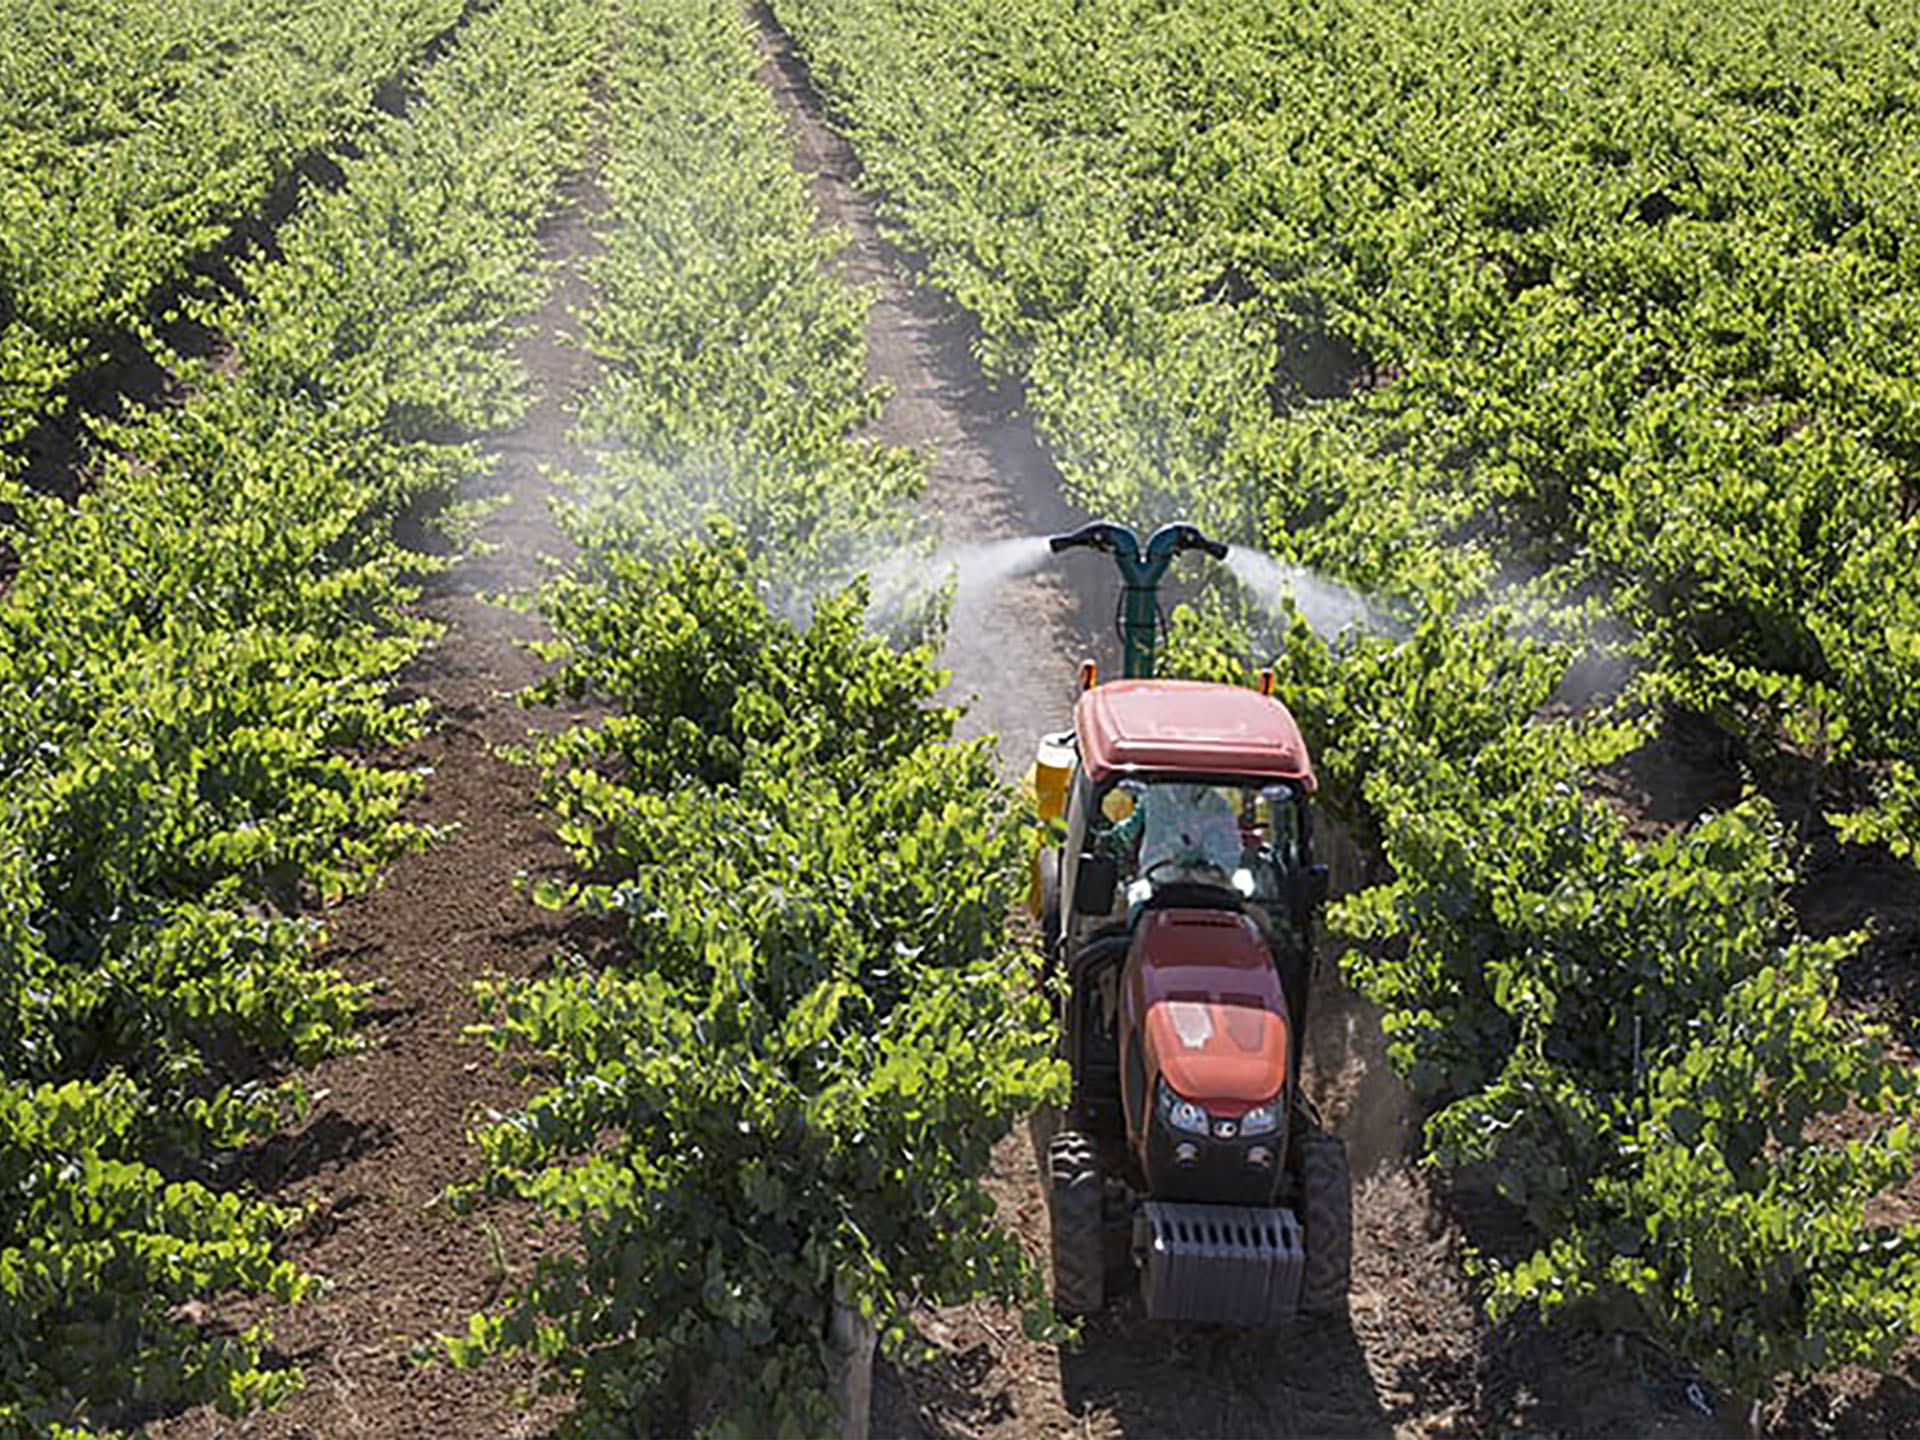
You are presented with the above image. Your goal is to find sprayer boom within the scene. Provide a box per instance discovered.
[1047,520,1228,677]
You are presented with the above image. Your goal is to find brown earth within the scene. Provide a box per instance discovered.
[147,164,609,1440]
[133,5,1920,1437]
[746,2,1112,769]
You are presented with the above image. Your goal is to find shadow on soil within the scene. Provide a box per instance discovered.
[1058,1310,1388,1438]
[885,1342,1009,1436]
[1792,819,1920,1053]
[1777,1367,1920,1436]
[249,1109,398,1189]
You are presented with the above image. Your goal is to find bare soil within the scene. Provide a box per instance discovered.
[131,7,1920,1437]
[748,3,1112,770]
[147,168,609,1440]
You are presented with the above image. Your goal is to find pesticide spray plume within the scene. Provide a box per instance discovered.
[1224,546,1391,639]
[862,534,1056,637]
[1227,542,1642,715]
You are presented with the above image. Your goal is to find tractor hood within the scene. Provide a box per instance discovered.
[1128,908,1289,1112]
[1144,999,1288,1113]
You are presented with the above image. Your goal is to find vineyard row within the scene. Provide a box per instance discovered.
[0,0,595,1430]
[771,0,1920,1412]
[0,0,478,451]
[444,0,1062,1426]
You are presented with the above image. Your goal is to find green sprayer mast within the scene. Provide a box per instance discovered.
[1048,520,1229,678]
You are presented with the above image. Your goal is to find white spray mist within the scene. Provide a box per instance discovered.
[863,534,1056,635]
[1224,546,1387,638]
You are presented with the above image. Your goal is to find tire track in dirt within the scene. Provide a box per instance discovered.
[147,167,608,1440]
[750,10,1720,1439]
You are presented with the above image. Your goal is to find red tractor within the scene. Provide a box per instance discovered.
[1029,522,1349,1324]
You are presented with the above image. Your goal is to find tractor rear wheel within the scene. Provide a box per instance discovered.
[1298,1132,1351,1316]
[1047,1131,1104,1316]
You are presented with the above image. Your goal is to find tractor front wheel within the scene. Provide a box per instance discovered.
[1047,1130,1104,1317]
[1298,1132,1351,1316]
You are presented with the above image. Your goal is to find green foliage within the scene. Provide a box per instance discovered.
[561,0,925,608]
[457,4,1062,1424]
[0,0,471,446]
[0,0,600,1430]
[468,559,1062,1432]
[1832,762,1920,863]
[1479,957,1920,1407]
[530,533,953,795]
[785,0,1920,1404]
[1169,595,1920,1408]
[775,0,1920,846]
[0,1075,311,1435]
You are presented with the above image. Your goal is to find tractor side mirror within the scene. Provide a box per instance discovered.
[1075,853,1118,915]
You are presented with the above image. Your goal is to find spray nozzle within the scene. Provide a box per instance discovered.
[1046,521,1228,567]
[1047,520,1229,677]
[1156,523,1228,562]
[1048,522,1124,555]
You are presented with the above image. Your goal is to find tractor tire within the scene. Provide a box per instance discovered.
[1047,1131,1105,1317]
[1298,1132,1351,1316]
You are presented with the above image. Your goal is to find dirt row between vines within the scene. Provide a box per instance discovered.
[146,164,609,1440]
[132,7,1920,1437]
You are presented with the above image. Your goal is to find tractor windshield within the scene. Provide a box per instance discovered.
[1097,778,1308,907]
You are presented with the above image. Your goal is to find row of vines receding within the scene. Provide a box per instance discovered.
[442,0,1064,1429]
[0,0,597,1430]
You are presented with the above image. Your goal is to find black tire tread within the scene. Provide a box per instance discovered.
[1047,1130,1104,1317]
[1038,847,1062,968]
[1298,1131,1351,1316]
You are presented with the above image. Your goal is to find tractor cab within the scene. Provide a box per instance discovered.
[1043,680,1326,1025]
[1069,770,1317,936]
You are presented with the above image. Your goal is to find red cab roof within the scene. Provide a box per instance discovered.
[1074,679,1315,791]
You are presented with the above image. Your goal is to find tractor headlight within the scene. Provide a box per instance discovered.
[1155,1077,1210,1136]
[1239,1097,1282,1137]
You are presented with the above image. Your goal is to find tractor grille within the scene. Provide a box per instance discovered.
[1138,1200,1303,1325]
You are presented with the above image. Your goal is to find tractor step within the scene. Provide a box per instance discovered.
[1137,1200,1303,1325]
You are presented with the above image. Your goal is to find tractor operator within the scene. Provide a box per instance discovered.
[1101,782,1246,916]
